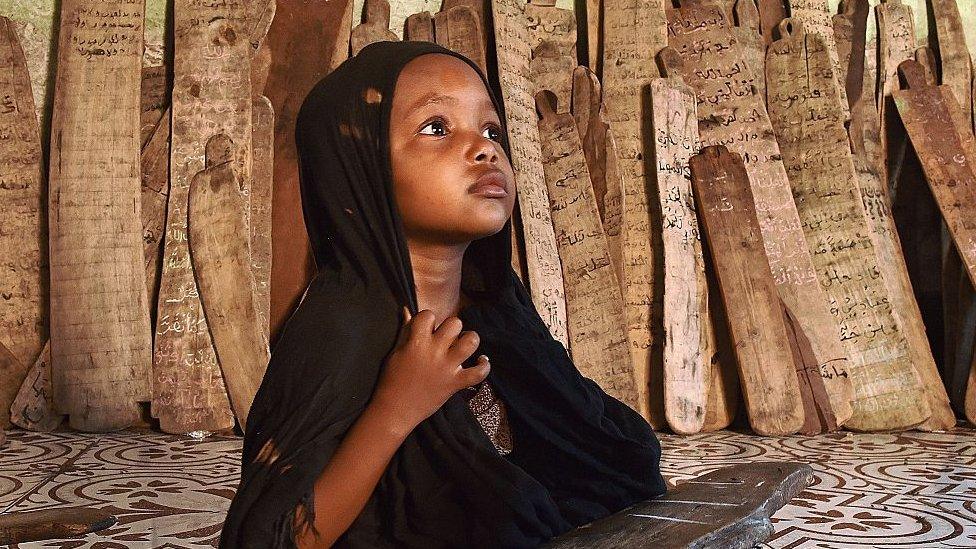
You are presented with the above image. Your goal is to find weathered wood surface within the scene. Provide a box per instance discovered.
[434,5,487,73]
[441,0,490,55]
[601,0,667,425]
[848,98,956,431]
[48,0,153,432]
[0,15,45,428]
[690,146,804,436]
[188,135,270,432]
[733,0,766,106]
[968,349,976,424]
[351,0,398,56]
[545,461,813,548]
[140,65,169,147]
[251,97,273,343]
[9,341,62,432]
[524,0,576,58]
[782,303,839,434]
[141,108,170,329]
[701,282,739,432]
[757,0,787,45]
[265,0,352,342]
[876,0,914,109]
[404,11,434,41]
[662,3,854,429]
[0,508,117,545]
[767,22,927,431]
[491,0,568,347]
[155,0,254,433]
[530,41,574,114]
[931,0,972,127]
[786,0,848,113]
[649,78,708,434]
[537,91,637,409]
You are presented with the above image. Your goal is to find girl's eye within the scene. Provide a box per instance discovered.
[419,120,447,136]
[483,125,502,142]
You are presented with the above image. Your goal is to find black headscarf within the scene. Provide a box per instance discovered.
[220,40,666,548]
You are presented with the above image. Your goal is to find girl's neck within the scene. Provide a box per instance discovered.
[408,239,470,326]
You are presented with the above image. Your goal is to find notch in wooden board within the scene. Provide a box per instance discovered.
[689,146,803,436]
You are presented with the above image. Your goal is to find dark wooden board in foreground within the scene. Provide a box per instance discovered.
[0,508,117,544]
[544,461,813,548]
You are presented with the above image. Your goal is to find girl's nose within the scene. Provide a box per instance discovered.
[471,136,498,164]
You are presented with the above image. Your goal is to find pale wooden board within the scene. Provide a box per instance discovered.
[649,78,708,435]
[441,0,490,59]
[876,0,915,190]
[529,41,574,114]
[48,0,153,432]
[140,65,169,147]
[351,0,399,55]
[663,2,855,429]
[600,0,668,425]
[849,98,956,431]
[491,0,568,347]
[434,5,487,73]
[767,22,928,431]
[188,135,270,432]
[524,0,576,58]
[0,15,45,427]
[9,341,62,432]
[545,462,812,548]
[404,11,434,41]
[786,0,849,113]
[265,0,352,341]
[140,107,170,330]
[931,0,972,127]
[689,146,804,436]
[733,0,766,105]
[251,96,273,343]
[537,92,638,410]
[782,303,840,434]
[154,1,254,433]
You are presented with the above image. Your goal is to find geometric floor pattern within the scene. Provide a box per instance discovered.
[1,426,973,548]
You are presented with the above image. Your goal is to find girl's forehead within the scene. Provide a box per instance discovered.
[394,54,490,99]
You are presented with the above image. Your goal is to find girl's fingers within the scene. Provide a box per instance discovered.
[458,355,490,389]
[447,330,480,362]
[433,316,464,344]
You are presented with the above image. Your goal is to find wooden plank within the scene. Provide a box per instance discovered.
[530,41,575,114]
[265,0,352,342]
[849,97,956,431]
[10,341,62,432]
[141,108,170,331]
[0,508,117,545]
[690,145,803,436]
[648,78,708,434]
[154,0,254,433]
[536,91,637,409]
[931,0,972,128]
[48,0,153,432]
[491,0,568,347]
[441,0,490,58]
[733,0,766,105]
[766,21,926,431]
[140,65,169,147]
[662,2,855,429]
[876,0,914,195]
[351,0,398,56]
[701,280,740,432]
[545,461,812,548]
[251,96,273,342]
[0,15,45,428]
[967,348,976,425]
[786,0,848,113]
[757,0,787,45]
[188,135,270,431]
[600,0,667,425]
[833,0,868,109]
[404,12,434,41]
[782,303,839,434]
[434,6,487,73]
[524,0,576,58]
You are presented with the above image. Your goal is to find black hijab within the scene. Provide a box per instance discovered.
[220,40,666,548]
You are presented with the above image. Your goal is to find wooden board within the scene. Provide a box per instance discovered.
[786,0,848,113]
[141,108,170,330]
[701,276,740,432]
[351,0,398,56]
[441,0,490,58]
[831,0,868,110]
[265,0,352,342]
[404,12,434,41]
[48,0,153,432]
[0,508,117,545]
[662,2,855,429]
[140,65,169,147]
[530,41,574,114]
[690,145,804,436]
[649,78,708,434]
[968,347,976,425]
[733,0,766,105]
[491,0,568,347]
[757,0,787,45]
[251,97,273,343]
[931,0,972,127]
[9,341,62,432]
[544,461,812,548]
[848,99,956,431]
[536,91,637,409]
[188,135,270,431]
[434,6,487,73]
[524,0,576,58]
[154,0,253,433]
[0,15,45,427]
[876,0,914,194]
[600,0,667,425]
[766,22,927,431]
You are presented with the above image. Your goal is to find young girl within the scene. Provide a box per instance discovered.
[220,41,666,549]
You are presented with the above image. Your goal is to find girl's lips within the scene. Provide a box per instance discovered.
[469,170,509,197]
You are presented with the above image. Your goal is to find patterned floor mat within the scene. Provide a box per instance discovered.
[1,426,973,548]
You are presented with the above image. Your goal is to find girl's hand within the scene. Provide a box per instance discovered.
[370,307,490,435]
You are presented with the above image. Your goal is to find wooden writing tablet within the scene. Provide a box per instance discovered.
[250,96,274,342]
[785,0,848,113]
[351,0,398,56]
[434,5,487,74]
[9,342,62,432]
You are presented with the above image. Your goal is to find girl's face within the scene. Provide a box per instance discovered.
[389,53,516,247]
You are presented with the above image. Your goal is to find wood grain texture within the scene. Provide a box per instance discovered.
[876,0,914,191]
[600,0,667,425]
[733,0,766,105]
[0,508,117,545]
[141,107,170,331]
[434,5,487,73]
[537,91,637,410]
[530,41,574,114]
[491,0,568,347]
[834,0,868,109]
[931,0,972,128]
[786,0,848,112]
[265,0,352,342]
[154,0,254,433]
[662,2,855,429]
[767,22,925,431]
[250,96,273,342]
[690,146,804,436]
[404,11,434,41]
[9,341,62,432]
[649,78,708,434]
[524,0,576,58]
[140,65,169,147]
[0,15,45,428]
[757,0,787,45]
[188,135,270,432]
[351,0,398,56]
[48,0,153,432]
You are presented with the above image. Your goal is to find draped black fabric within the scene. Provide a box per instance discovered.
[219,40,666,548]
